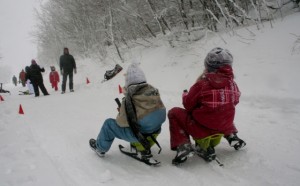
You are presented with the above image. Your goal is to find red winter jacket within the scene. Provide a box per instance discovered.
[183,65,240,135]
[19,71,26,81]
[49,71,60,84]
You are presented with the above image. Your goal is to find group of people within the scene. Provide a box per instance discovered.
[89,47,246,166]
[12,69,26,87]
[15,47,77,97]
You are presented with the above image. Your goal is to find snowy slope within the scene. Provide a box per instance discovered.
[1,12,300,186]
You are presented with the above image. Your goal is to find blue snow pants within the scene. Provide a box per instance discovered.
[96,109,166,152]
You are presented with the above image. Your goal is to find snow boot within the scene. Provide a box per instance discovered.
[172,143,194,165]
[225,133,246,150]
[195,145,216,162]
[89,138,105,157]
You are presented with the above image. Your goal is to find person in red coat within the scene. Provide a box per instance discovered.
[49,66,60,91]
[169,47,246,165]
[19,69,26,87]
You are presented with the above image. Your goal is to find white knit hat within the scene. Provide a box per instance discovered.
[125,63,146,87]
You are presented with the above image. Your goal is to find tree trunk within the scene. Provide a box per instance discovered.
[109,5,124,62]
[189,0,195,27]
[177,0,189,30]
[137,16,156,37]
[146,0,166,35]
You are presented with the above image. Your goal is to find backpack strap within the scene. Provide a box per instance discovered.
[149,134,162,154]
[142,128,162,154]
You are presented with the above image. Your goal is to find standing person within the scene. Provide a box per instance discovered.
[25,66,34,95]
[49,66,60,91]
[168,47,246,165]
[59,47,76,94]
[12,75,17,86]
[28,59,49,97]
[89,63,166,165]
[19,69,26,87]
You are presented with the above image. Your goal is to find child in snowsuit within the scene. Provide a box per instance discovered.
[90,63,166,164]
[169,47,246,165]
[49,66,60,91]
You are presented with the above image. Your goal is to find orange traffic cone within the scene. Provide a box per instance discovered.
[118,85,123,94]
[86,77,90,84]
[19,104,24,115]
[0,95,4,101]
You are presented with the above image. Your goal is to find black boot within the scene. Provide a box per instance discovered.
[225,133,246,150]
[195,146,216,162]
[172,143,194,165]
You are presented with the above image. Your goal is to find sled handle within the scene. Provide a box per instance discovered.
[115,98,121,107]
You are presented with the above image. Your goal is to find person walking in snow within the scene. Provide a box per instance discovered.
[59,47,76,94]
[25,66,34,95]
[12,75,17,86]
[49,66,60,91]
[27,59,49,97]
[89,63,166,165]
[168,47,246,165]
[19,69,26,87]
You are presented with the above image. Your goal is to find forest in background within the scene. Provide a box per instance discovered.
[30,0,300,65]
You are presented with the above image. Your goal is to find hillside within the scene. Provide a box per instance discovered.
[0,12,300,186]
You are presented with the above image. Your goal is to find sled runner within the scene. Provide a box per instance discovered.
[19,90,33,95]
[0,83,10,94]
[119,145,161,166]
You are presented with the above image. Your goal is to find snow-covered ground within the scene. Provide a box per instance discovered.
[1,12,300,186]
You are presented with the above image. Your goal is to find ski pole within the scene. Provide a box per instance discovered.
[215,157,224,167]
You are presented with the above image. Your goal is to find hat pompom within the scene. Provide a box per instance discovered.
[204,47,233,72]
[125,63,146,87]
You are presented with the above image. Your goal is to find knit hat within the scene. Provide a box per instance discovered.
[204,47,233,72]
[31,59,37,65]
[63,47,69,54]
[125,63,146,87]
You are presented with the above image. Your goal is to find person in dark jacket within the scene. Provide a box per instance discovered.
[27,59,49,97]
[59,47,76,94]
[169,47,246,165]
[12,75,17,86]
[25,66,34,95]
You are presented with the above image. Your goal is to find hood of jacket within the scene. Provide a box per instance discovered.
[205,65,234,89]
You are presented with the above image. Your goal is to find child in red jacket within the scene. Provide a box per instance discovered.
[169,47,246,165]
[49,66,60,91]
